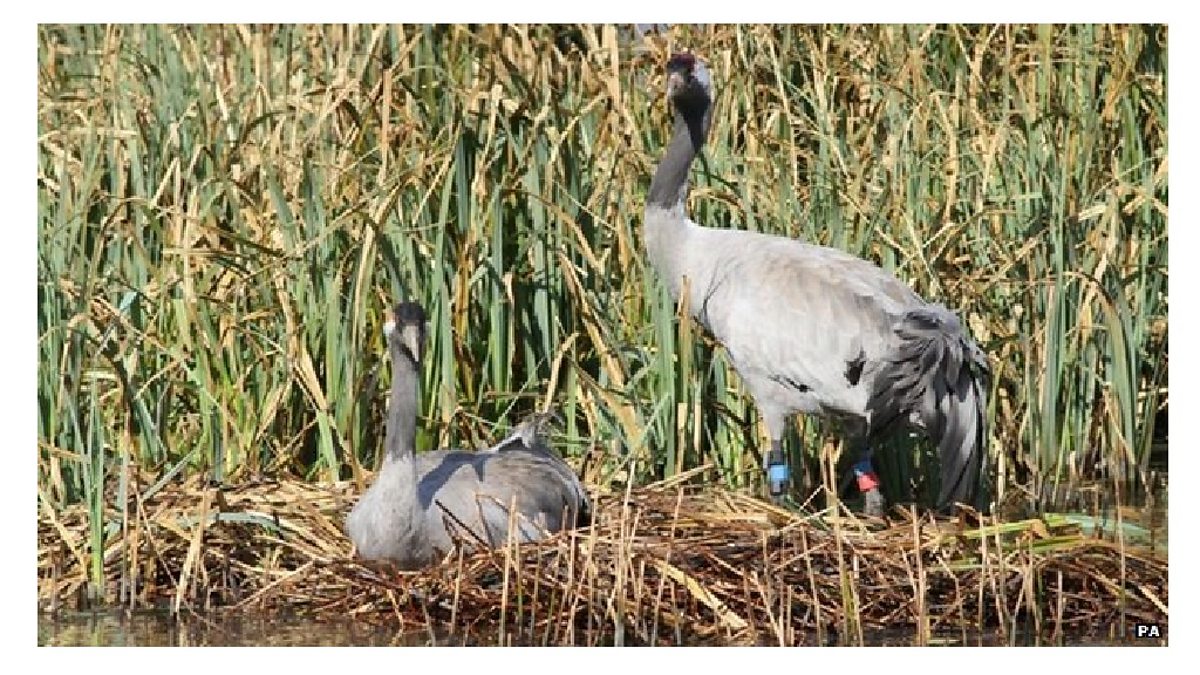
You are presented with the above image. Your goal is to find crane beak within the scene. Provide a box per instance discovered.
[399,323,424,364]
[666,70,685,98]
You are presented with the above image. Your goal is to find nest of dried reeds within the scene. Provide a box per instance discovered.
[38,469,1167,646]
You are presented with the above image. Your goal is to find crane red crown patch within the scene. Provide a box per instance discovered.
[667,53,696,71]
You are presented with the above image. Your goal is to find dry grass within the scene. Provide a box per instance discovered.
[38,470,1168,646]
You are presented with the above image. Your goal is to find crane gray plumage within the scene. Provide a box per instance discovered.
[643,53,991,514]
[345,302,591,570]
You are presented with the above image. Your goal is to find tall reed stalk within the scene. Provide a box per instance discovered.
[38,25,1166,532]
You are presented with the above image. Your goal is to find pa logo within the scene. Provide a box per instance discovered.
[1134,623,1164,639]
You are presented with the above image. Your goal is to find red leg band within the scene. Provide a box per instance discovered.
[857,471,880,492]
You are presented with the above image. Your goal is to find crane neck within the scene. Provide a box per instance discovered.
[644,105,710,298]
[383,346,420,468]
[646,110,709,211]
[376,340,431,568]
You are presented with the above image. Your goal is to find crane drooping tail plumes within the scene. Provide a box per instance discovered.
[641,52,991,515]
[864,305,991,511]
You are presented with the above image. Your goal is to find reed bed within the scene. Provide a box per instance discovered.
[38,471,1167,646]
[38,23,1168,617]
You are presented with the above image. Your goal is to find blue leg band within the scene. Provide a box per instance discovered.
[768,463,790,484]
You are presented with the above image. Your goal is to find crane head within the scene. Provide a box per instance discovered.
[665,52,712,112]
[387,301,427,364]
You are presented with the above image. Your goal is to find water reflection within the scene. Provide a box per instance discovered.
[38,611,1165,647]
[38,611,428,647]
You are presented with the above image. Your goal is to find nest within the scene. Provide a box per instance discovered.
[38,470,1168,646]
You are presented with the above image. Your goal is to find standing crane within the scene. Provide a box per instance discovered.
[642,52,991,515]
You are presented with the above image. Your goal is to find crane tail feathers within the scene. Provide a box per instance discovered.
[868,305,991,513]
[934,355,990,512]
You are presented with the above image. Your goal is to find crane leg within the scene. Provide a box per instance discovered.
[852,444,885,517]
[765,438,789,502]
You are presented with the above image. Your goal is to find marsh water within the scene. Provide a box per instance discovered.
[36,610,1164,647]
